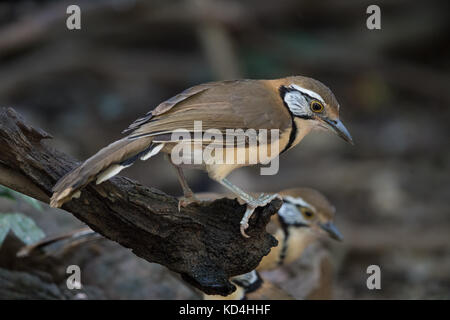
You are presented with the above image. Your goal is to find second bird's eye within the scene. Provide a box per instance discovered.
[310,101,324,113]
[302,209,314,219]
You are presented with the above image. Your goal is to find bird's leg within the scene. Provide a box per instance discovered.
[166,156,200,210]
[218,178,280,238]
[174,167,201,211]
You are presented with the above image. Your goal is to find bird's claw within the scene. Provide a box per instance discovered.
[240,193,280,238]
[247,193,280,209]
[240,220,250,238]
[178,195,201,212]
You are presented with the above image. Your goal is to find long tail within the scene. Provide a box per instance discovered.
[50,137,163,208]
[17,227,99,257]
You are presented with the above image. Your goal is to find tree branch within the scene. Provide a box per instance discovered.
[0,107,279,295]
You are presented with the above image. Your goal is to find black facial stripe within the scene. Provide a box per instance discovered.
[279,86,316,154]
[277,200,310,265]
[296,114,314,120]
[282,198,295,205]
[279,85,319,104]
[281,120,297,154]
[279,206,309,228]
[278,85,296,98]
[277,214,290,266]
[299,92,318,102]
[279,86,297,154]
[278,200,310,227]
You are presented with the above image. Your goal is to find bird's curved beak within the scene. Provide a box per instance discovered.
[319,222,343,241]
[323,118,353,145]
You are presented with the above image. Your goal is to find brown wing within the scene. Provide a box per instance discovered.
[122,83,215,134]
[124,79,292,140]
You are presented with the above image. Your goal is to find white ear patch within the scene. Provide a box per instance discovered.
[283,195,314,208]
[283,90,308,116]
[278,202,304,225]
[288,84,325,103]
[279,195,316,225]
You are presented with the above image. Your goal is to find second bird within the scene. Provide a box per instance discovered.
[203,187,343,300]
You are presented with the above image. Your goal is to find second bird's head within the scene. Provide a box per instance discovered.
[278,188,343,242]
[276,76,353,145]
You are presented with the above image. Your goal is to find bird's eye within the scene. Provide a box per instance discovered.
[310,101,324,113]
[301,209,315,219]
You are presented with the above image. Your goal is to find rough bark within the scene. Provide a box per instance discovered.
[0,107,279,295]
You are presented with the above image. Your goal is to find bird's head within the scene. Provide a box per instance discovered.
[277,76,353,144]
[278,187,343,241]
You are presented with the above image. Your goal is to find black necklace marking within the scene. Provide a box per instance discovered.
[278,86,297,154]
[277,214,290,266]
[277,198,309,266]
[278,86,313,154]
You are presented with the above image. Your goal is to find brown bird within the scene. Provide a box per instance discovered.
[258,187,342,270]
[198,187,342,270]
[202,187,342,299]
[50,76,352,237]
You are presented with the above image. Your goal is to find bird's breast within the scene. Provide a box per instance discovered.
[290,118,315,150]
[283,228,317,265]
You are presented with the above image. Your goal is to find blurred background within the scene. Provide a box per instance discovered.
[0,0,449,299]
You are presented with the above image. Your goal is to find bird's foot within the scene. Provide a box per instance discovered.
[178,194,202,211]
[240,193,280,238]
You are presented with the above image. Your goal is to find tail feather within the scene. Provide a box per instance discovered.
[17,227,97,257]
[50,137,158,208]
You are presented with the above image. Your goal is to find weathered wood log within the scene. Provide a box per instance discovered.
[0,107,279,295]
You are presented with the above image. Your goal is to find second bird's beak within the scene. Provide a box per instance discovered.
[323,118,353,145]
[319,222,343,241]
